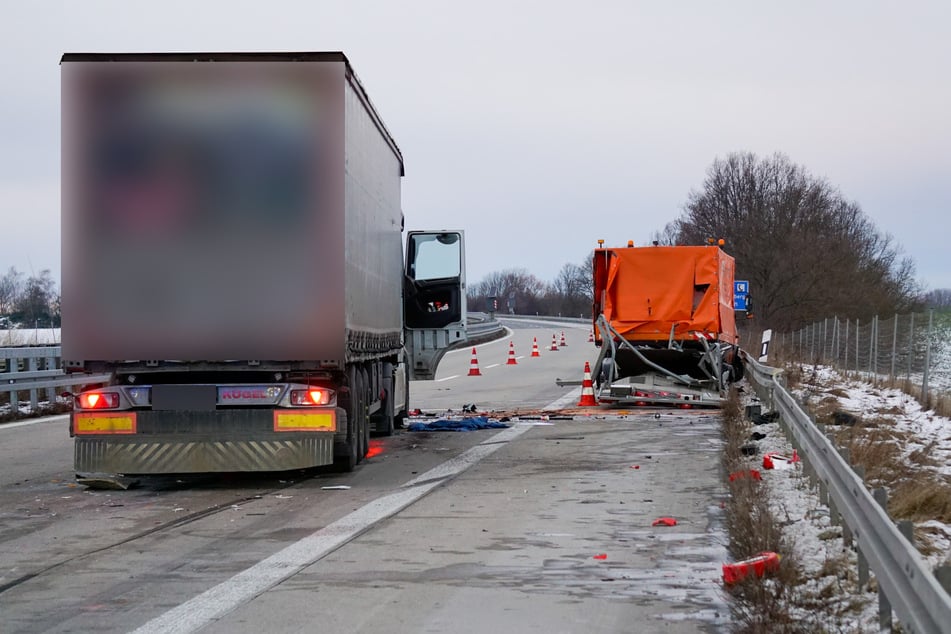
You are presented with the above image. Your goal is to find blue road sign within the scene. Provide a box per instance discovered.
[733,295,748,311]
[734,280,749,296]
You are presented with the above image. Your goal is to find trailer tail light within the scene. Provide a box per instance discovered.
[290,388,331,406]
[77,392,120,409]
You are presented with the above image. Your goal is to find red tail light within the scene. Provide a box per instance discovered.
[290,388,331,406]
[78,392,119,409]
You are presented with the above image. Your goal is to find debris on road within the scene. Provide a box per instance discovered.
[407,417,510,432]
[722,551,781,585]
[728,469,762,482]
[652,517,678,527]
[75,474,139,490]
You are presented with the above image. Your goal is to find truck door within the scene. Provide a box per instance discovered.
[404,231,467,380]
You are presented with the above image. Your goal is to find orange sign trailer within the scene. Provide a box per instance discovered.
[591,244,741,407]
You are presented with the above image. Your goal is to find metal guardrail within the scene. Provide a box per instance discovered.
[743,352,951,634]
[496,314,589,325]
[1,317,508,411]
[1,346,110,412]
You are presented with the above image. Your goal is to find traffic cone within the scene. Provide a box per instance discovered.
[577,361,598,406]
[506,341,518,365]
[550,334,559,351]
[531,337,541,357]
[560,331,567,347]
[467,347,482,376]
[588,330,594,343]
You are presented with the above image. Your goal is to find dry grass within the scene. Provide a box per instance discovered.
[722,389,808,633]
[832,427,910,486]
[890,478,951,524]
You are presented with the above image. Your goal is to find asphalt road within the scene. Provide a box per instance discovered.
[0,320,730,633]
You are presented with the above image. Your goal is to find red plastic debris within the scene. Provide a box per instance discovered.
[763,452,798,470]
[729,469,762,482]
[630,465,640,470]
[652,517,677,527]
[592,553,608,560]
[722,552,781,585]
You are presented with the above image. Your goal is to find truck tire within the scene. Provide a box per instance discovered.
[394,375,410,430]
[335,365,364,472]
[332,407,356,472]
[357,366,370,462]
[374,363,396,437]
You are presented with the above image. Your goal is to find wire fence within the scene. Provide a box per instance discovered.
[771,310,951,404]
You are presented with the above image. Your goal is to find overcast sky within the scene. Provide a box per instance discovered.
[3,1,949,296]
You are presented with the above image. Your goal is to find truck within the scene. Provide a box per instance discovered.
[590,241,741,407]
[60,52,466,474]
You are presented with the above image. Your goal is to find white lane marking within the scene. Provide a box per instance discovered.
[0,414,69,430]
[130,422,534,634]
[485,363,500,369]
[435,375,459,382]
[543,387,582,411]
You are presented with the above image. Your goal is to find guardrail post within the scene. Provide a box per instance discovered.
[870,486,892,631]
[936,566,951,597]
[897,520,914,545]
[46,353,57,403]
[28,355,39,409]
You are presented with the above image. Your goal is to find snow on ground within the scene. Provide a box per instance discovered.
[739,364,951,630]
[0,398,68,419]
[797,366,951,480]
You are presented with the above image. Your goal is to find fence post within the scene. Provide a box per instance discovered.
[856,319,861,374]
[831,317,839,368]
[823,318,828,362]
[891,314,898,379]
[810,322,816,361]
[922,309,933,404]
[842,318,852,372]
[907,312,915,379]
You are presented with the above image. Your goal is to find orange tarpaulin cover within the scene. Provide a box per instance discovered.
[593,246,737,344]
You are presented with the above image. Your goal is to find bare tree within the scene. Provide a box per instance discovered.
[676,152,921,330]
[0,266,23,316]
[548,263,590,316]
[925,289,951,309]
[468,268,546,314]
[13,269,58,327]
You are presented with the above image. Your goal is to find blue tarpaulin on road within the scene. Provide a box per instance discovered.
[406,417,510,432]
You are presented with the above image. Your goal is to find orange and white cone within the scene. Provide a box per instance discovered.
[588,330,595,343]
[531,337,541,357]
[560,331,567,347]
[506,341,518,365]
[467,347,482,376]
[577,361,598,406]
[550,334,559,351]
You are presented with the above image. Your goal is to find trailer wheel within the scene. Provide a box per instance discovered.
[731,354,745,381]
[332,407,356,472]
[357,367,370,461]
[373,362,396,437]
[395,376,409,430]
[334,366,364,472]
